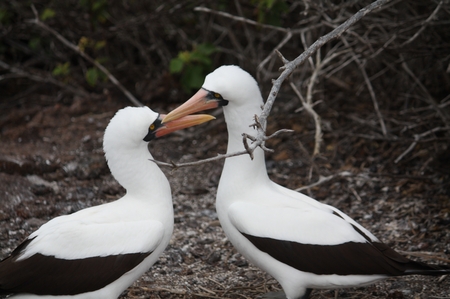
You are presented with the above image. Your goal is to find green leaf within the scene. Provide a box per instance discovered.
[169,58,184,74]
[0,8,11,24]
[95,56,108,64]
[40,8,55,21]
[264,0,277,9]
[196,43,216,56]
[94,40,106,50]
[52,62,70,76]
[181,65,204,91]
[92,0,107,12]
[85,68,99,86]
[28,37,41,50]
[178,51,191,63]
[190,52,211,66]
[170,43,216,92]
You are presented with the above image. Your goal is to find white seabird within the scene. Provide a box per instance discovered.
[163,65,450,299]
[0,106,214,299]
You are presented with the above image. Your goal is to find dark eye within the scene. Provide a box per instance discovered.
[149,124,155,130]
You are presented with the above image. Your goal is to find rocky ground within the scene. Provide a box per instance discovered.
[0,92,449,299]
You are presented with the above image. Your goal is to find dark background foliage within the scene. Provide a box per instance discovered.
[1,1,449,298]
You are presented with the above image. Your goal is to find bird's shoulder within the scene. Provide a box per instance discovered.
[227,191,371,246]
[19,212,166,260]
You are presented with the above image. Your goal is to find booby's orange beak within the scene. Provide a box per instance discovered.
[153,113,215,138]
[162,88,227,124]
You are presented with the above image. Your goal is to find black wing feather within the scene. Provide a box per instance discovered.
[0,237,151,296]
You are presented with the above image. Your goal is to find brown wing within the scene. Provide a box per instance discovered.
[0,238,151,296]
[241,231,448,276]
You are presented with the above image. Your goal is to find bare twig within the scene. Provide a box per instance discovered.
[157,0,393,169]
[0,60,89,97]
[394,127,446,164]
[342,36,388,136]
[295,171,353,192]
[194,6,290,33]
[400,56,450,130]
[400,0,444,47]
[257,31,292,81]
[27,5,143,107]
[257,0,393,152]
[150,151,248,169]
[150,128,293,170]
[396,250,450,264]
[289,81,323,156]
[233,0,256,61]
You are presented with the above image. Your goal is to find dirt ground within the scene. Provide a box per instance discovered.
[0,91,449,299]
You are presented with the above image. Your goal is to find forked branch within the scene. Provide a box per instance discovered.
[154,0,393,169]
[28,5,143,107]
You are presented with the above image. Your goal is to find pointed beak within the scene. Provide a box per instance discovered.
[162,88,222,124]
[154,113,215,138]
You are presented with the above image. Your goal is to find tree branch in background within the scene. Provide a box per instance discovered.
[399,0,444,47]
[400,56,450,130]
[27,4,143,107]
[153,0,394,169]
[341,36,387,136]
[295,171,352,192]
[0,60,89,97]
[394,126,447,164]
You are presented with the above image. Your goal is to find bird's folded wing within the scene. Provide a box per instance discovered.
[228,201,412,276]
[19,219,165,260]
[0,219,165,295]
[228,201,367,246]
[273,183,379,242]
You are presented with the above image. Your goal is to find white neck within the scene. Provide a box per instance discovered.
[219,101,270,190]
[105,142,169,200]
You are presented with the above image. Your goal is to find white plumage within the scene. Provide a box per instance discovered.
[0,106,213,299]
[163,65,450,299]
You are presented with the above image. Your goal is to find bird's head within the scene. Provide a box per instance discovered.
[104,106,214,150]
[162,65,263,124]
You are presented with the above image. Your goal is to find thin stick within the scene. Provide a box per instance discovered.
[401,56,450,130]
[342,36,387,136]
[289,81,323,156]
[396,250,450,264]
[0,60,89,97]
[400,1,443,47]
[194,6,290,33]
[150,151,249,169]
[257,31,292,80]
[394,127,446,163]
[157,0,393,168]
[257,0,393,149]
[296,171,352,192]
[28,5,143,107]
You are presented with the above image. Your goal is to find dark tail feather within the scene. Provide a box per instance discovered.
[403,260,450,276]
[372,242,450,276]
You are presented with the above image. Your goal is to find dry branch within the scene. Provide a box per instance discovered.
[394,126,447,164]
[0,60,89,97]
[400,56,450,130]
[254,0,393,157]
[341,36,388,136]
[194,6,290,33]
[27,5,143,107]
[154,0,394,169]
[399,0,444,47]
[295,171,353,192]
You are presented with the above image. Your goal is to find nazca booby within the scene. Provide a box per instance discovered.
[0,106,213,299]
[163,65,450,299]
